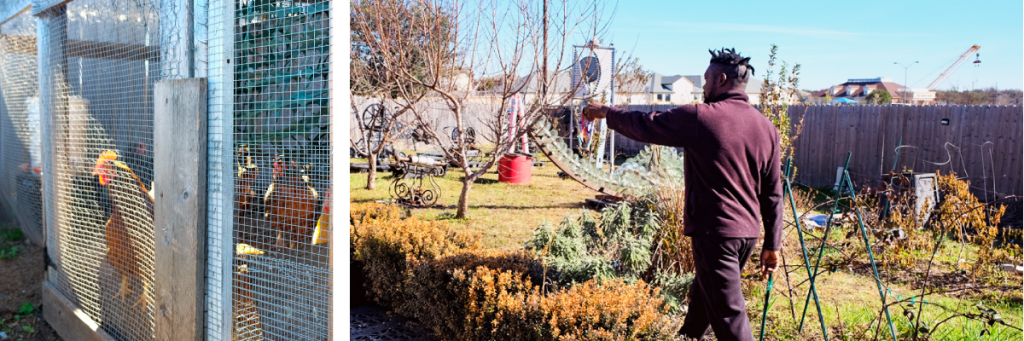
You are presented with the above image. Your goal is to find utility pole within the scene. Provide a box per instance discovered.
[541,0,548,98]
[894,61,918,104]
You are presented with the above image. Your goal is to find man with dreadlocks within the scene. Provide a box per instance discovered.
[584,48,782,341]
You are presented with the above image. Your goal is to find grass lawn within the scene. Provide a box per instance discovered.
[349,156,600,250]
[747,265,1023,341]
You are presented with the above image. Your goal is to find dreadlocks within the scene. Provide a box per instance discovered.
[709,48,754,83]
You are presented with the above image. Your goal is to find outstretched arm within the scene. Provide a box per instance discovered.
[583,101,699,148]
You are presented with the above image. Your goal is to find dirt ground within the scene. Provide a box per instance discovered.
[0,217,61,341]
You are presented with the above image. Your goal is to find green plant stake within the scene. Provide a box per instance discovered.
[799,152,850,331]
[880,137,903,219]
[843,171,898,341]
[759,272,774,341]
[783,159,829,340]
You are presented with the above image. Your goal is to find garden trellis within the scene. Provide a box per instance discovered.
[0,0,338,339]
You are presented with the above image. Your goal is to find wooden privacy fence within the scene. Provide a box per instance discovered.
[611,104,1023,199]
[788,105,1021,199]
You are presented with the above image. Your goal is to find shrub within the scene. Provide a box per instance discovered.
[419,266,680,341]
[932,172,1018,282]
[525,279,681,341]
[351,203,683,341]
[350,203,481,307]
[402,250,542,338]
[525,200,671,286]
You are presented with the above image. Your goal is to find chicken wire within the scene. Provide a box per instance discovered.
[0,10,43,243]
[38,0,187,339]
[227,0,332,339]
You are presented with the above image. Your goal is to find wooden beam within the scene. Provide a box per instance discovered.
[32,0,73,16]
[42,280,116,341]
[153,78,208,341]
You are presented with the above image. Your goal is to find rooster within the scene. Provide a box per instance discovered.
[263,160,319,250]
[92,150,155,308]
[234,146,268,252]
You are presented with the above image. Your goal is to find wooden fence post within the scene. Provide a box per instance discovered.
[153,78,208,341]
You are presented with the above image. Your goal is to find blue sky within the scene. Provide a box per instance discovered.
[600,0,1023,91]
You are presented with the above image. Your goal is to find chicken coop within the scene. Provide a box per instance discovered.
[0,0,340,340]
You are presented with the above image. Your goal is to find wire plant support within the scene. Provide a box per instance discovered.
[790,152,898,341]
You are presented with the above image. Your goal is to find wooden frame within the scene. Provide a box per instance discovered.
[42,281,116,341]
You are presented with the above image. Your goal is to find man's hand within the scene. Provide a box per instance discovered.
[583,101,608,120]
[760,249,778,280]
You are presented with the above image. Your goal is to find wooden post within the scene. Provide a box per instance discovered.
[42,281,116,341]
[153,78,208,341]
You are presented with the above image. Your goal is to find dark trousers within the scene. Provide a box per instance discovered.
[679,236,758,341]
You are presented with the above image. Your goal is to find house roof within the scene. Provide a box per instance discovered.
[648,74,671,94]
[661,75,683,84]
[811,80,906,98]
[646,73,693,94]
[684,75,704,94]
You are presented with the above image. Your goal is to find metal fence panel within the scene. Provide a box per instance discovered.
[227,0,332,339]
[204,0,232,337]
[0,9,43,244]
[38,0,186,338]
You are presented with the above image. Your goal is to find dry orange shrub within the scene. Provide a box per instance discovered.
[350,203,481,307]
[403,250,541,338]
[526,279,680,341]
[350,203,682,341]
[932,172,1018,281]
[876,185,932,268]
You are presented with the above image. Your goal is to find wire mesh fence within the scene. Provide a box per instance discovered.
[0,0,334,339]
[228,0,332,339]
[0,9,43,244]
[36,0,185,339]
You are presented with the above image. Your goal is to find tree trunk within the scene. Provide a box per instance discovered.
[366,153,377,190]
[456,169,473,218]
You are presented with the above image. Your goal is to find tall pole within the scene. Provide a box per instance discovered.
[894,61,918,104]
[541,0,548,97]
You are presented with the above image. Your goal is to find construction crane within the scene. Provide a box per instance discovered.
[926,45,981,90]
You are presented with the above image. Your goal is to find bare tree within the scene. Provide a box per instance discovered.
[350,0,439,190]
[613,55,653,105]
[353,0,610,218]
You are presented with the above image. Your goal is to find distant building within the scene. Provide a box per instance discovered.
[812,77,936,105]
[647,74,696,104]
[595,72,702,105]
[684,75,705,103]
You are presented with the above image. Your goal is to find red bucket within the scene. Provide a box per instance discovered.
[498,154,532,184]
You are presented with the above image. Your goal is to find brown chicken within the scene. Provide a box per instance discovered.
[263,160,319,250]
[93,150,155,308]
[234,146,267,252]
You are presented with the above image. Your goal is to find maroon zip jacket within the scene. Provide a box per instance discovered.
[606,90,784,250]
